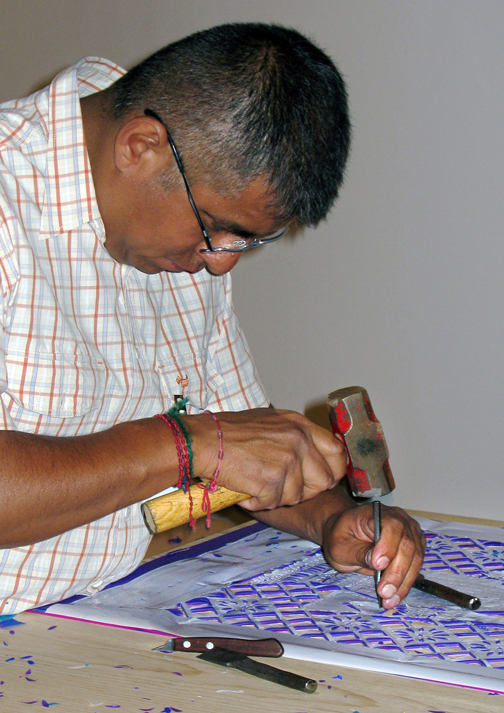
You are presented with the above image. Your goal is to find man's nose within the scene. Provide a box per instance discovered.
[196,243,242,275]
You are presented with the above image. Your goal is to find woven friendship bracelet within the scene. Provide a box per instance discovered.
[199,410,224,527]
[167,398,194,489]
[155,397,196,528]
[155,414,189,487]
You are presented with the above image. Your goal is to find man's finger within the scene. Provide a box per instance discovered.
[373,512,426,608]
[308,422,348,484]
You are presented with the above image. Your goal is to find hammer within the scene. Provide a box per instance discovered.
[326,386,395,498]
[141,386,394,534]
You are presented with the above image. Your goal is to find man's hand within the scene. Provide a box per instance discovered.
[0,407,345,548]
[190,408,347,511]
[252,487,426,608]
[322,503,426,609]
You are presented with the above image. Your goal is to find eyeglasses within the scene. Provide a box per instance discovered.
[144,109,288,253]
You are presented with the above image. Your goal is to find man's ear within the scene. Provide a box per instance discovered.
[113,115,169,176]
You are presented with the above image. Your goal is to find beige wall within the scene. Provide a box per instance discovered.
[2,1,504,518]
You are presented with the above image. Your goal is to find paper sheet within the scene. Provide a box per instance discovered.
[44,517,504,692]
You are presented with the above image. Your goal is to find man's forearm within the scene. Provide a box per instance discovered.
[0,407,347,549]
[0,418,178,548]
[251,485,358,546]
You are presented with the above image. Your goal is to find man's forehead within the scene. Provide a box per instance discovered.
[196,178,284,235]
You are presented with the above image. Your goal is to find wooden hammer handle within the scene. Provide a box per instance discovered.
[141,484,250,534]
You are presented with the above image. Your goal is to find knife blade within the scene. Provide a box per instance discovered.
[197,647,317,693]
[153,636,284,657]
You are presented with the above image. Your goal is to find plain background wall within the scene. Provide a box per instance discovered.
[1,1,503,519]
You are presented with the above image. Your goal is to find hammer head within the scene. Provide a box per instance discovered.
[327,386,395,498]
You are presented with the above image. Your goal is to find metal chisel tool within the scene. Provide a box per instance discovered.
[413,573,481,610]
[373,500,383,609]
[198,647,317,693]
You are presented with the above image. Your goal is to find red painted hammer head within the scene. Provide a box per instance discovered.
[327,386,395,498]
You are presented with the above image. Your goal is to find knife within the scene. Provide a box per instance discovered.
[198,647,317,693]
[153,636,284,657]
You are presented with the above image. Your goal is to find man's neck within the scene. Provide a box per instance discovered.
[80,90,118,221]
[80,90,115,165]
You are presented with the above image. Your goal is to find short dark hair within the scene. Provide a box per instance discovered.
[110,23,351,227]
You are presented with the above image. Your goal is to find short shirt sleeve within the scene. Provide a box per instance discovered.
[0,212,19,431]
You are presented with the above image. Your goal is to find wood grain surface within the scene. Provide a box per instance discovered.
[4,612,504,713]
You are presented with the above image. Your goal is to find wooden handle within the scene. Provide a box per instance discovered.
[171,637,284,657]
[141,483,250,534]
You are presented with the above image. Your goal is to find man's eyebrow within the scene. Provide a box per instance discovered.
[202,212,258,239]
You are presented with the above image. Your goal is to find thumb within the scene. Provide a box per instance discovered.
[323,507,376,574]
[308,423,347,482]
[326,534,376,574]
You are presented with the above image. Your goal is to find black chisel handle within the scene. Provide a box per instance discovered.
[413,574,481,610]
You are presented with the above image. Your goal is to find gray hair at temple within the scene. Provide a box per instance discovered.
[109,22,351,227]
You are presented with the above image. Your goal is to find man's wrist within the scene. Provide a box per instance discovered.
[182,413,220,481]
[312,486,358,545]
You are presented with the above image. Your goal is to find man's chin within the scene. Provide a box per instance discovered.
[131,258,206,275]
[126,255,182,274]
[134,264,165,275]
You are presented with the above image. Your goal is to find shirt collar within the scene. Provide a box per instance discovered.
[39,57,125,240]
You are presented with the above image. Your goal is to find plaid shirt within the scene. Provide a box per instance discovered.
[0,58,268,615]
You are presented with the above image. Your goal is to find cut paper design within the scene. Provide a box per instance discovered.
[167,543,504,668]
[44,518,504,691]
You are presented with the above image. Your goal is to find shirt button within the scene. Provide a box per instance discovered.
[86,579,104,594]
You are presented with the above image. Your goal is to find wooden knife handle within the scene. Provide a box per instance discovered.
[141,483,250,534]
[174,637,284,657]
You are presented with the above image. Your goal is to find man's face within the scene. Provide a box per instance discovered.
[102,176,283,276]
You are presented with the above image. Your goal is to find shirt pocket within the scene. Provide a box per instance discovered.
[155,352,224,414]
[5,348,106,418]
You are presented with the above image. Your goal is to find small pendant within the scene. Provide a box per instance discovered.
[173,395,187,414]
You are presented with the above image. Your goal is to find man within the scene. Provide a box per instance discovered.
[0,23,424,615]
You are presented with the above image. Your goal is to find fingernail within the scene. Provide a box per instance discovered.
[365,550,372,566]
[385,594,400,608]
[380,584,396,599]
[376,556,390,569]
